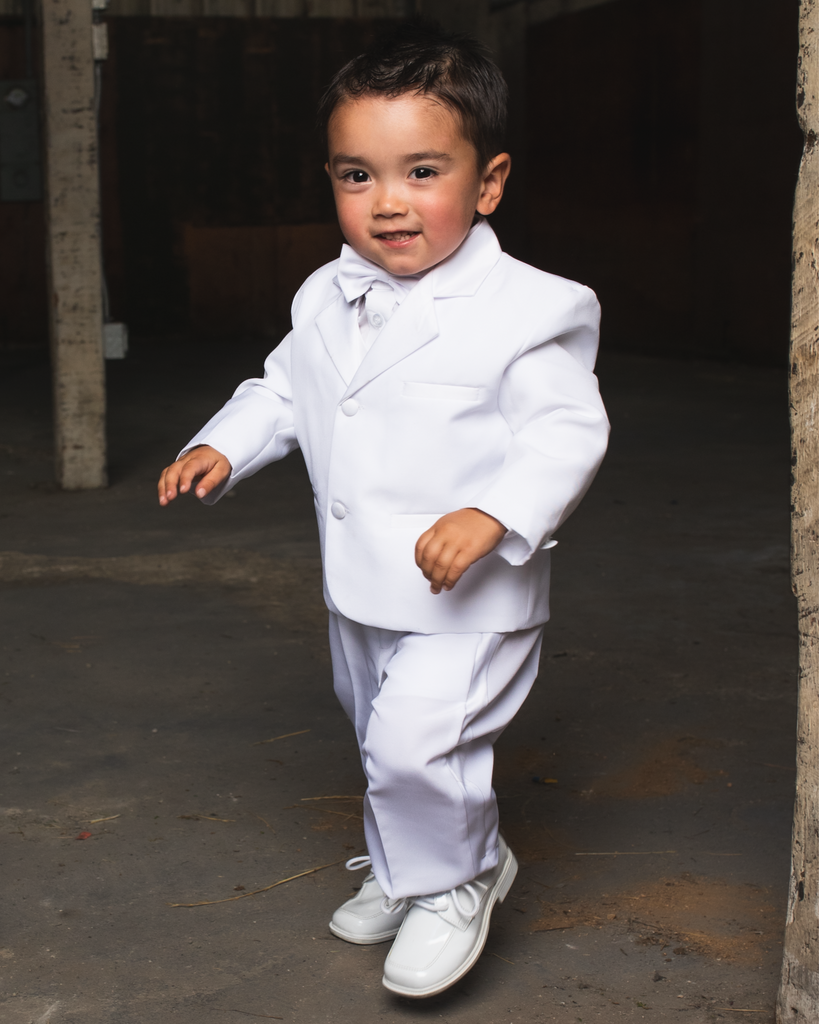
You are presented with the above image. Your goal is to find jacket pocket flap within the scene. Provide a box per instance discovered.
[402,381,483,402]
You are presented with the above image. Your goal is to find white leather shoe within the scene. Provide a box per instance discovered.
[382,837,518,997]
[329,856,411,945]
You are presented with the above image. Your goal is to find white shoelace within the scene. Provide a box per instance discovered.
[344,855,372,872]
[345,856,491,920]
[413,879,490,921]
[344,855,410,916]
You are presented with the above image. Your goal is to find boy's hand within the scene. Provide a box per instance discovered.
[415,509,507,595]
[157,445,232,506]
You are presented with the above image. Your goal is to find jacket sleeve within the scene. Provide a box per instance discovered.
[473,287,609,565]
[179,331,299,505]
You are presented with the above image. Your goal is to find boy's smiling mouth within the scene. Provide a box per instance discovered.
[376,230,420,244]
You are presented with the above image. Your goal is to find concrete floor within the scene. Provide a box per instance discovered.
[0,339,796,1023]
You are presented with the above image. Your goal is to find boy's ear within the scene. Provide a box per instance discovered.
[324,162,331,177]
[476,153,511,217]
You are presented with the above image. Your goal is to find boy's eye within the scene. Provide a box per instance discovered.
[410,167,436,179]
[343,170,370,183]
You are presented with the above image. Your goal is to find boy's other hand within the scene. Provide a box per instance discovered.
[415,509,507,595]
[157,446,232,506]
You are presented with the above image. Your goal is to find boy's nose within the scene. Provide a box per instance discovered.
[372,184,408,218]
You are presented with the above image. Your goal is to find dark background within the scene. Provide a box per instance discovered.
[0,0,803,362]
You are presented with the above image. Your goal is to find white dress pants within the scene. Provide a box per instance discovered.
[328,613,544,900]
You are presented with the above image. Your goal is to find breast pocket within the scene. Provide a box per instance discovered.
[402,382,484,403]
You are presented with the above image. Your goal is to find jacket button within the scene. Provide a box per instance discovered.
[331,501,347,520]
[341,399,359,417]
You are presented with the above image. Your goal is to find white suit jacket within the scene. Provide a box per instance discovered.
[185,221,609,634]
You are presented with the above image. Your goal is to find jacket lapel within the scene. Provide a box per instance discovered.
[317,221,503,399]
[315,295,359,386]
[341,275,439,400]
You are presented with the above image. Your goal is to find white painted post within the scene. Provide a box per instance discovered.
[39,0,107,489]
[778,1,819,1020]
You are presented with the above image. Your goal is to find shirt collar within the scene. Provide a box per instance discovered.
[334,219,502,304]
[429,220,503,299]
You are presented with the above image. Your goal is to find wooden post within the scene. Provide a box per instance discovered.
[778,1,819,1020]
[39,0,107,489]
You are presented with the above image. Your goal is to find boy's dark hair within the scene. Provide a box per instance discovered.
[317,21,508,171]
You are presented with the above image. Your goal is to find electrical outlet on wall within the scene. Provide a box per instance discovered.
[104,323,128,360]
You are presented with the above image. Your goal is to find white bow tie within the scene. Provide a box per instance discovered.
[336,244,415,304]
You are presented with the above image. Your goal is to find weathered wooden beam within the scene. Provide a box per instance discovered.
[39,0,107,489]
[0,0,626,22]
[778,1,819,1020]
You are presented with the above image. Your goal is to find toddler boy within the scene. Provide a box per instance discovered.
[158,23,609,998]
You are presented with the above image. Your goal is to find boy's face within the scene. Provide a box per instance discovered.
[326,92,509,277]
